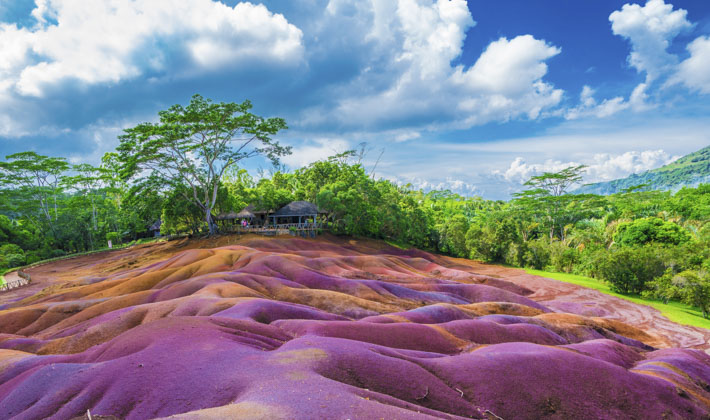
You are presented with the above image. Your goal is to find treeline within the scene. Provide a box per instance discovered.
[2,150,708,317]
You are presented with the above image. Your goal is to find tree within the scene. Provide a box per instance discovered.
[670,270,710,319]
[514,165,598,240]
[597,246,666,294]
[0,152,69,232]
[117,94,290,235]
[614,217,691,247]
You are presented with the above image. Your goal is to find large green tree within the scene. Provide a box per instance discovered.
[514,165,599,240]
[0,152,69,233]
[117,94,290,235]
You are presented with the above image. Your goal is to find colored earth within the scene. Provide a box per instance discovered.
[0,235,709,419]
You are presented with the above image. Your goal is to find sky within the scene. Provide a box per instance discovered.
[1,0,709,199]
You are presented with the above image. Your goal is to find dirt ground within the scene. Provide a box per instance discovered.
[2,234,708,353]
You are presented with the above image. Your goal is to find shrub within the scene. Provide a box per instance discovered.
[106,232,120,245]
[547,241,577,273]
[614,217,691,247]
[522,238,551,270]
[597,246,666,294]
[49,249,67,258]
[1,253,25,268]
[25,252,42,265]
[572,247,607,278]
[675,270,710,319]
[642,269,682,304]
[504,242,526,267]
[0,243,24,256]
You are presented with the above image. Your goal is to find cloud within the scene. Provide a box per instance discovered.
[0,0,303,97]
[566,86,629,119]
[672,35,710,94]
[495,149,679,185]
[301,0,563,132]
[609,0,692,82]
[567,0,696,120]
[281,137,351,168]
[394,176,481,196]
[495,157,580,185]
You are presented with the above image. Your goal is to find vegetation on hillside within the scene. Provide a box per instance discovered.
[1,96,708,319]
[575,145,710,195]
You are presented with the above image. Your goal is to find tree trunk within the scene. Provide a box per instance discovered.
[206,207,217,236]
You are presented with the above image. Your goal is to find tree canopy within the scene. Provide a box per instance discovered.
[117,94,290,235]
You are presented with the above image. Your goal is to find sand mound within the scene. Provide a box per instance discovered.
[0,235,709,419]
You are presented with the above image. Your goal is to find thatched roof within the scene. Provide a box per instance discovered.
[272,201,324,217]
[236,208,255,219]
[216,211,239,220]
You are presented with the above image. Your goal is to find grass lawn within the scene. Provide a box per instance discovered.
[524,268,710,331]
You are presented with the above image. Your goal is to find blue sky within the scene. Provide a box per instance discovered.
[1,0,709,199]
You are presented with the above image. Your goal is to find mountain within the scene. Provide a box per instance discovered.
[574,145,710,195]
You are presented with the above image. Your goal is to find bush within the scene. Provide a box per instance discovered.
[522,238,551,270]
[106,231,120,245]
[1,253,25,268]
[504,242,525,267]
[49,249,67,258]
[547,241,577,273]
[642,269,682,304]
[0,243,24,256]
[25,252,42,265]
[597,246,666,294]
[614,217,691,247]
[675,270,710,319]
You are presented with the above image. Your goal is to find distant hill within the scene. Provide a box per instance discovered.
[574,145,710,195]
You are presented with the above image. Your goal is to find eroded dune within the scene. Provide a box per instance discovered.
[0,235,709,419]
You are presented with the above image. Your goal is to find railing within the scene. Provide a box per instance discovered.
[0,270,31,292]
[224,222,326,233]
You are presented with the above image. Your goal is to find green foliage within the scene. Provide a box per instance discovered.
[642,269,682,304]
[465,213,518,263]
[614,217,691,247]
[0,243,25,268]
[117,94,290,235]
[673,270,710,319]
[106,232,120,245]
[597,246,666,294]
[439,214,469,258]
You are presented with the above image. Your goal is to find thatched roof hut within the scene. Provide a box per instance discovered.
[235,208,255,219]
[272,201,324,217]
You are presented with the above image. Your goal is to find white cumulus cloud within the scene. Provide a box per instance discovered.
[568,0,697,120]
[672,35,710,94]
[496,149,678,186]
[281,137,351,168]
[310,0,563,131]
[395,176,481,195]
[0,0,304,97]
[609,0,692,82]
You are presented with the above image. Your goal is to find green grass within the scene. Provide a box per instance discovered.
[524,268,710,330]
